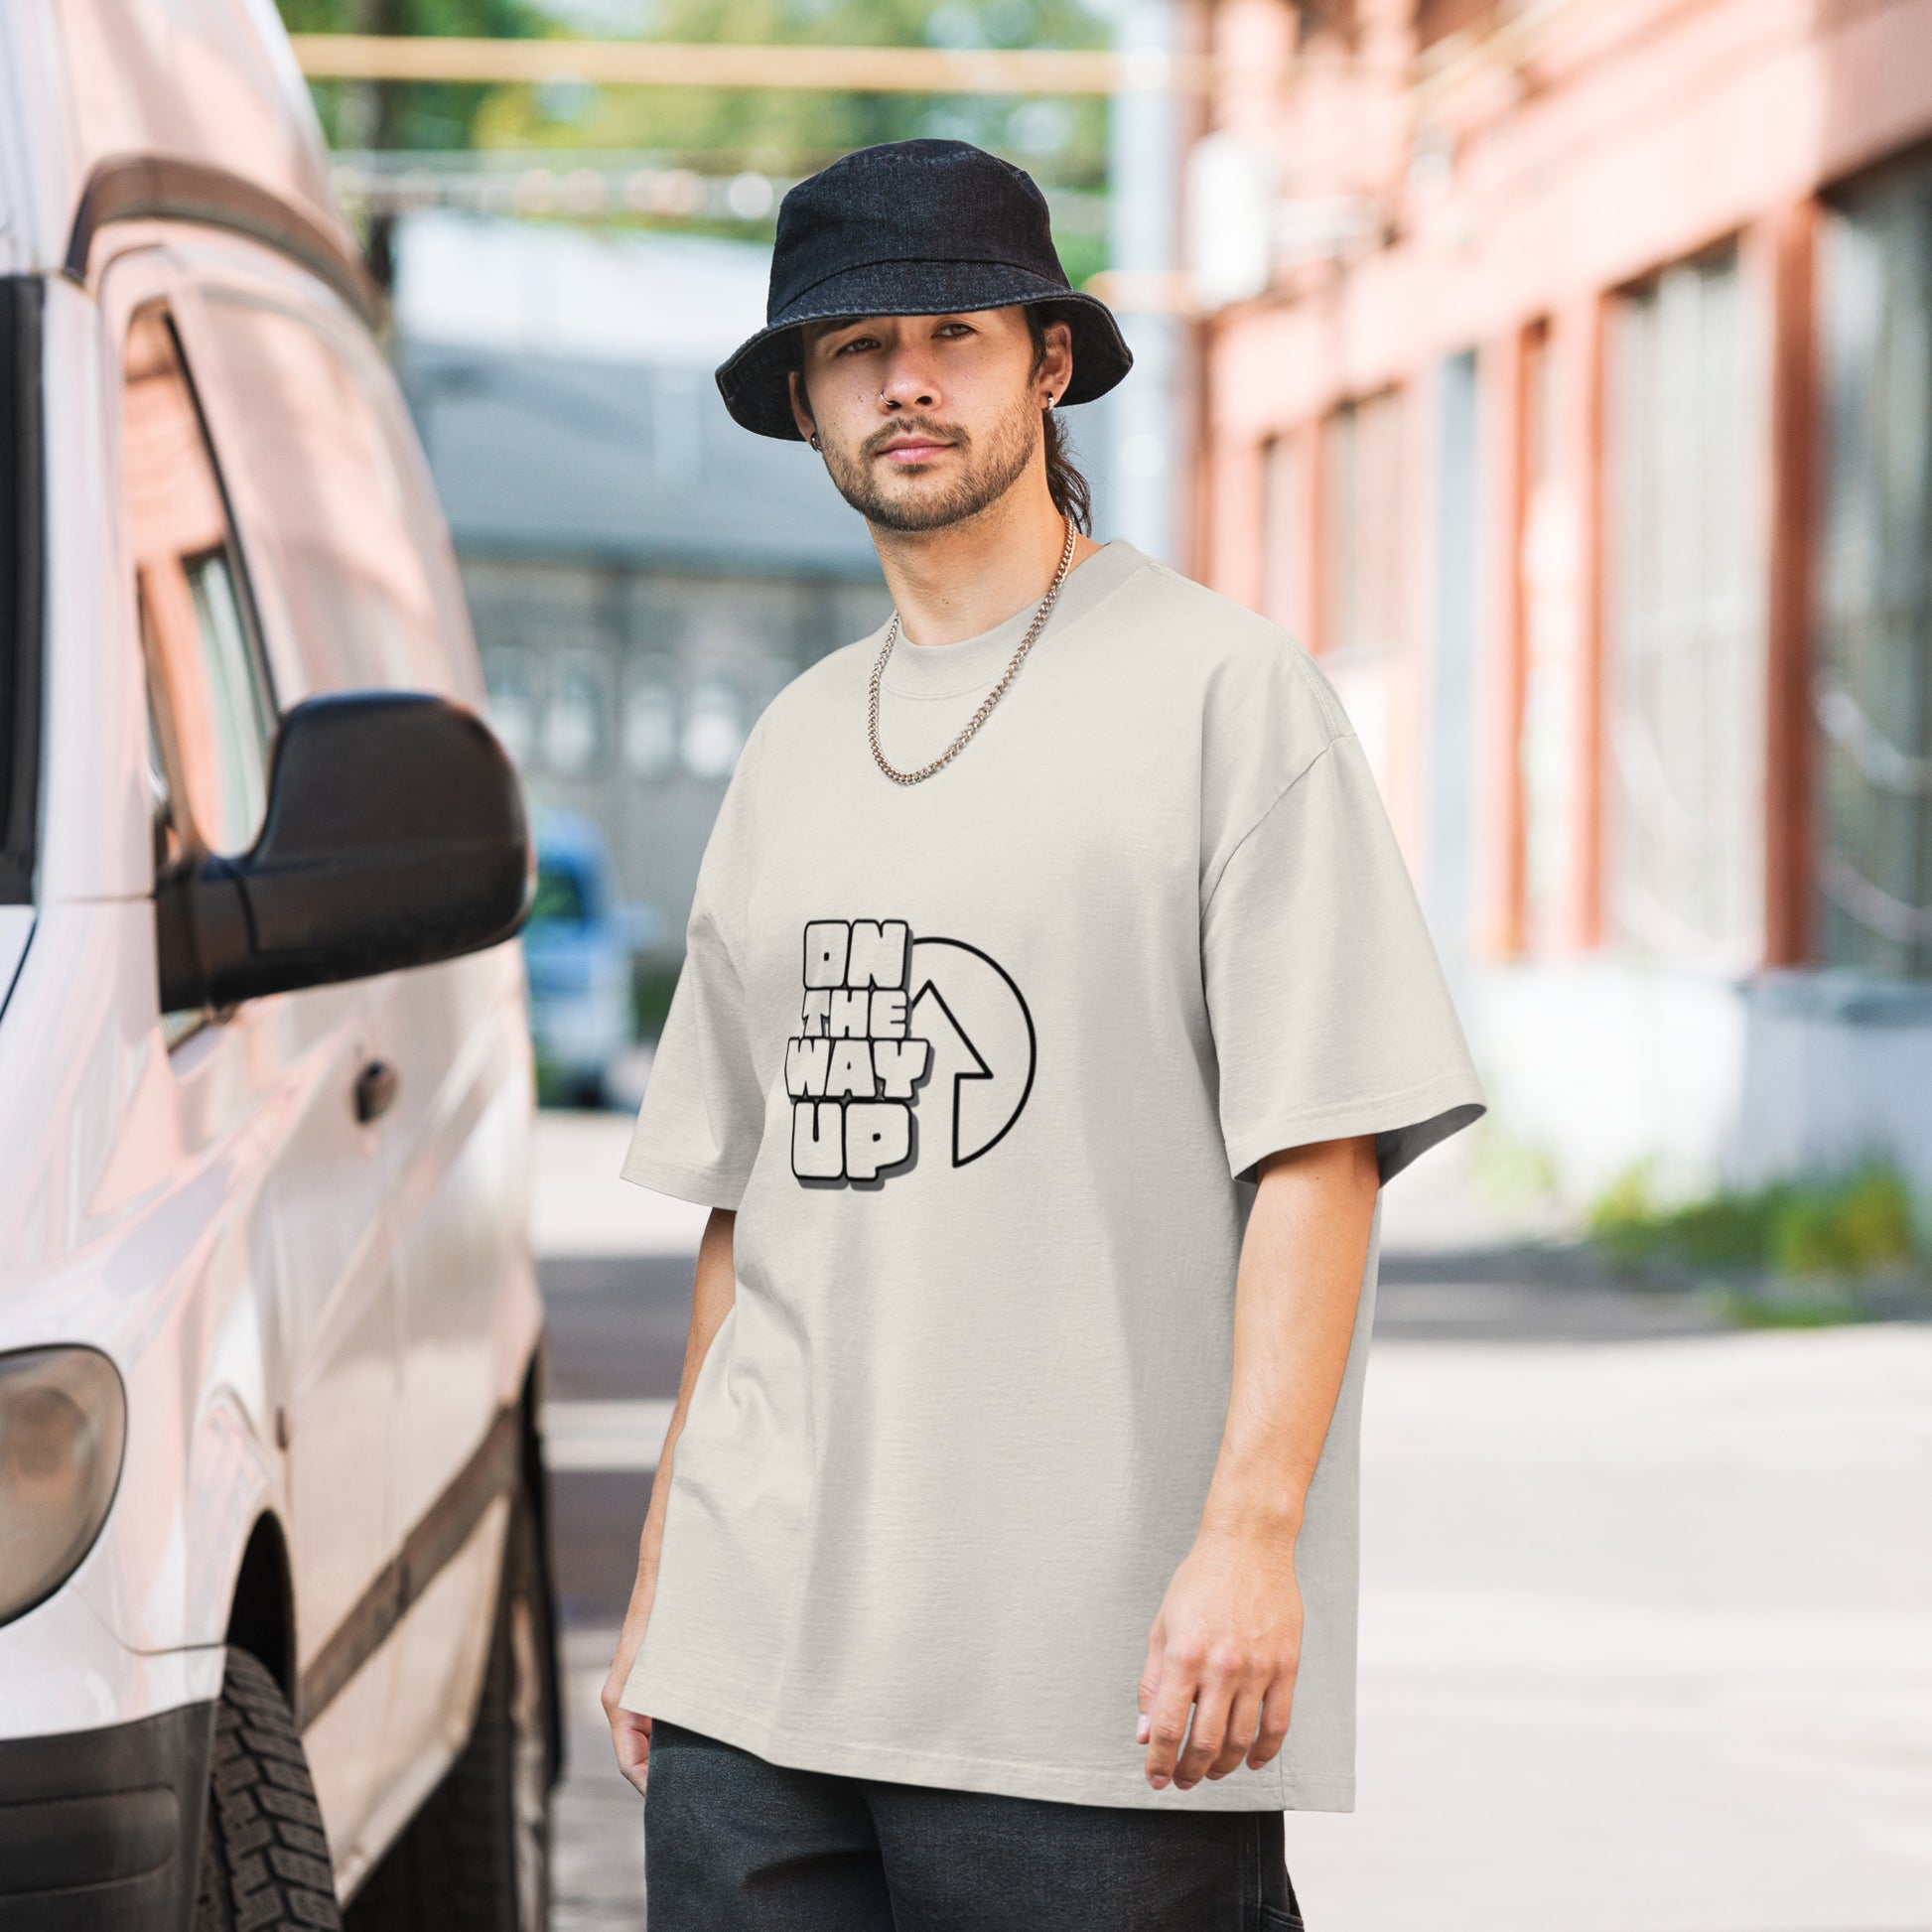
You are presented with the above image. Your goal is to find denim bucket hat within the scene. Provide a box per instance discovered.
[715,138,1134,440]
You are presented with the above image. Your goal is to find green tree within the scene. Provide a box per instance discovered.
[279,0,1112,277]
[473,0,1109,198]
[278,0,550,152]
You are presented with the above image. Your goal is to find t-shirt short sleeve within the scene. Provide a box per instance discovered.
[619,727,767,1209]
[1202,724,1487,1188]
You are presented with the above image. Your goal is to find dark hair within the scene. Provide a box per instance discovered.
[1025,306,1094,535]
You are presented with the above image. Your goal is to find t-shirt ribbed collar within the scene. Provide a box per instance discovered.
[875,538,1154,699]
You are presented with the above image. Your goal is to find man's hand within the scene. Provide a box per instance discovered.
[1135,1132,1377,1792]
[1137,1519,1303,1789]
[602,1577,657,1795]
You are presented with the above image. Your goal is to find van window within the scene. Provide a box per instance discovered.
[196,292,476,704]
[121,308,274,861]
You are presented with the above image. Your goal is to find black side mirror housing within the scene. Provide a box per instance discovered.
[156,690,535,1013]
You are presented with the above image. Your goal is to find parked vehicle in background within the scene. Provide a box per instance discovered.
[0,3,561,1926]
[523,804,657,1109]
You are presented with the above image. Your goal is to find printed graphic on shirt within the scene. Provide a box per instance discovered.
[787,919,1035,1186]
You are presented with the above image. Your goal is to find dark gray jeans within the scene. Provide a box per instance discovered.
[642,1718,1309,1932]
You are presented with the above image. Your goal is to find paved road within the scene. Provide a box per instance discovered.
[535,1112,1932,1932]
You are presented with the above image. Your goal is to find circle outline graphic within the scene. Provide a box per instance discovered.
[908,935,1036,1167]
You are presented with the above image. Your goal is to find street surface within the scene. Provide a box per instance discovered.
[535,1110,1932,1931]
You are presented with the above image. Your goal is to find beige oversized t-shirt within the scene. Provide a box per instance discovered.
[618,539,1485,1810]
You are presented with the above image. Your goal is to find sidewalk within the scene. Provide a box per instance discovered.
[1317,1320,1932,1930]
[540,1111,1932,1930]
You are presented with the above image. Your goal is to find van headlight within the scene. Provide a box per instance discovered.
[0,1347,127,1627]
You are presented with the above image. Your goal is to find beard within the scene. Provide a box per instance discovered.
[817,391,1039,533]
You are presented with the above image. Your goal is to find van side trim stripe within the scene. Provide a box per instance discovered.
[296,1403,521,1729]
[64,157,382,328]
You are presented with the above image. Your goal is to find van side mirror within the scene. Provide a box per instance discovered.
[155,691,535,1013]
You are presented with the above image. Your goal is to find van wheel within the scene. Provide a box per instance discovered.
[195,1646,343,1930]
[347,1482,556,1931]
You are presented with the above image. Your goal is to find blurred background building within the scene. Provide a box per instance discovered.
[390,212,887,955]
[1186,0,1932,1205]
[283,0,1932,1216]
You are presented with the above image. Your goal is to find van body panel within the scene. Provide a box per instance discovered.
[251,983,400,1680]
[0,1602,223,1738]
[38,272,151,905]
[0,897,280,1724]
[386,961,541,1538]
[381,958,542,1795]
[0,905,34,1010]
[2,275,538,1870]
[333,1494,510,1902]
[0,5,66,278]
[0,0,347,286]
[155,226,543,1810]
[0,0,549,1905]
[0,900,276,1351]
[299,1632,399,1876]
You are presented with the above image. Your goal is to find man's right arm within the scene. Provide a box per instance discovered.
[602,1202,738,1792]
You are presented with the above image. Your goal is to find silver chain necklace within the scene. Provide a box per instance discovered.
[867,516,1077,786]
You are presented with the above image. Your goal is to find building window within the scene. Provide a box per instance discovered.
[1818,162,1932,978]
[1320,390,1404,659]
[623,676,678,779]
[541,657,607,777]
[1293,1,1356,47]
[1602,244,1766,964]
[483,651,537,768]
[1416,0,1494,51]
[1318,389,1405,788]
[1517,320,1584,954]
[681,679,746,779]
[1428,349,1483,962]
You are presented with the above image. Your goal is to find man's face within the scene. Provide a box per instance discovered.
[788,308,1072,533]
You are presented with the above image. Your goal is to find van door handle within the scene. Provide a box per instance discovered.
[353,1059,399,1124]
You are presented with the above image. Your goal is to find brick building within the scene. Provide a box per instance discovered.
[1190,0,1932,1198]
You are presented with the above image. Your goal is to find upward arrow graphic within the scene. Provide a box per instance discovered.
[908,978,993,1168]
[903,935,1036,1168]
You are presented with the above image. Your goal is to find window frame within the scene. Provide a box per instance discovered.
[125,302,281,842]
[119,299,281,1039]
[181,275,481,709]
[1813,155,1932,979]
[1599,237,1770,970]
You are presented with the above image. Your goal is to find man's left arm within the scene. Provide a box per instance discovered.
[1137,1131,1381,1791]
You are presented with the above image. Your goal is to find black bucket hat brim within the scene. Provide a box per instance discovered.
[716,259,1134,441]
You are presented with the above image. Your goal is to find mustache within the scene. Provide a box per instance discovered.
[861,418,967,459]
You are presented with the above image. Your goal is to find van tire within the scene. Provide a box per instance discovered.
[347,1481,556,1931]
[195,1646,343,1930]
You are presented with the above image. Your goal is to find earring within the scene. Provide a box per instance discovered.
[1044,393,1055,410]
[809,430,821,451]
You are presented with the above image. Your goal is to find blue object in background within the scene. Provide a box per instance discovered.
[523,805,660,1107]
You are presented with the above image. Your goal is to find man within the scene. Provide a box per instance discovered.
[603,139,1486,1930]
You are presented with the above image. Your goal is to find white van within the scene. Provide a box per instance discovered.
[0,4,560,1927]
